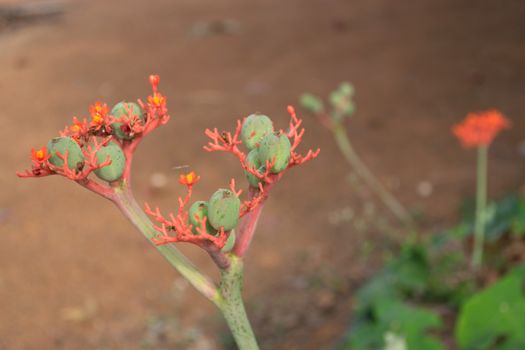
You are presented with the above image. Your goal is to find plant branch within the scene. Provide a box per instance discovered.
[112,182,221,305]
[332,123,416,230]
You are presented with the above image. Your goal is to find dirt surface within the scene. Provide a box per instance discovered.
[1,0,524,349]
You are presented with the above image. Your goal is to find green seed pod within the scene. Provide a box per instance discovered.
[110,101,144,140]
[300,93,325,114]
[221,230,236,253]
[258,132,291,173]
[188,201,217,235]
[94,142,126,182]
[208,189,241,231]
[244,149,264,187]
[47,137,84,170]
[241,113,274,150]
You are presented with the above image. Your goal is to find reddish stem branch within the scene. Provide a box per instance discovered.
[232,186,269,257]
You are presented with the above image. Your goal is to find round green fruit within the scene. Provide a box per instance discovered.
[94,142,126,182]
[188,201,217,235]
[110,101,144,140]
[208,189,241,231]
[47,137,84,171]
[258,132,291,173]
[241,113,273,150]
[244,149,264,187]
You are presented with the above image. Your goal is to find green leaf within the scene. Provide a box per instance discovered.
[345,300,445,350]
[511,199,525,236]
[355,245,430,311]
[455,265,525,350]
[376,300,444,350]
[460,193,525,241]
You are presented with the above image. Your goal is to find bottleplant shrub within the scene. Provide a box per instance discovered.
[17,75,319,350]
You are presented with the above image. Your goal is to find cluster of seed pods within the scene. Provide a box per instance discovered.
[17,75,319,257]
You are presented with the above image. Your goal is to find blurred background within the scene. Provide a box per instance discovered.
[0,0,524,349]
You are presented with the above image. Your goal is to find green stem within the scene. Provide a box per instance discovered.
[111,184,259,348]
[218,255,259,350]
[472,145,488,270]
[332,124,415,230]
[112,183,221,305]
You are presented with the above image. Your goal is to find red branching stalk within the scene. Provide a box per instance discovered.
[17,75,170,190]
[144,176,232,268]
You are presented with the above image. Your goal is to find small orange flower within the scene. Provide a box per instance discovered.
[179,171,200,186]
[89,102,108,125]
[70,118,86,133]
[148,93,166,108]
[91,113,104,125]
[31,147,47,162]
[452,110,510,148]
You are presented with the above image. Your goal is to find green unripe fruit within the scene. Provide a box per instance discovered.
[244,149,264,187]
[221,230,236,253]
[47,137,84,170]
[110,101,144,140]
[241,113,274,150]
[258,132,291,173]
[188,201,217,235]
[208,189,241,231]
[94,142,126,182]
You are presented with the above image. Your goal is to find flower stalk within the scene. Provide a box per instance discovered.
[300,85,415,231]
[472,145,488,270]
[332,123,415,230]
[452,110,511,271]
[218,255,260,350]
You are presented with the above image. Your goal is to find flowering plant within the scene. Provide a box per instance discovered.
[17,75,319,349]
[452,109,510,270]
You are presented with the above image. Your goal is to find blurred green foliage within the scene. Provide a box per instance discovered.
[301,82,355,124]
[456,266,525,350]
[336,193,525,350]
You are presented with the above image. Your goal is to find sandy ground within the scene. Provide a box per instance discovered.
[0,0,524,349]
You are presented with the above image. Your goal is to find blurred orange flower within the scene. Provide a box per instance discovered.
[452,110,510,148]
[179,171,200,186]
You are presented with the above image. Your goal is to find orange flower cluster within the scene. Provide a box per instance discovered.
[452,110,510,148]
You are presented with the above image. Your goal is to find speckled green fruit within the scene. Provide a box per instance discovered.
[241,113,274,150]
[94,142,125,182]
[110,101,144,140]
[258,132,291,173]
[188,201,217,235]
[208,189,241,231]
[47,137,84,170]
[244,149,264,187]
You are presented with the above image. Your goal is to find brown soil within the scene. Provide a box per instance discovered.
[1,0,524,349]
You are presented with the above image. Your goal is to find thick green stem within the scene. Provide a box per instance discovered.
[218,255,259,350]
[332,124,415,230]
[112,183,221,305]
[472,145,488,270]
[110,183,259,348]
